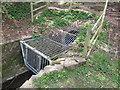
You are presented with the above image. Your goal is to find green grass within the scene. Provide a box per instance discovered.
[33,51,119,88]
[74,21,92,44]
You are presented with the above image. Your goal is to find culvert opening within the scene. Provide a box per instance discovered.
[65,30,79,45]
[2,70,34,89]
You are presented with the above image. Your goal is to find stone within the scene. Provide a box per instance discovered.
[63,58,79,69]
[20,80,34,89]
[35,70,45,77]
[57,58,65,61]
[66,51,78,57]
[60,61,65,65]
[43,65,59,73]
[29,70,46,81]
[73,56,86,65]
[43,64,64,73]
[29,75,36,81]
[54,64,64,71]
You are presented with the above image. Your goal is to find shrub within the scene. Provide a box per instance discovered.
[2,2,30,19]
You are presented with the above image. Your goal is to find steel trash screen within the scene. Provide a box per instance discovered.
[20,30,77,74]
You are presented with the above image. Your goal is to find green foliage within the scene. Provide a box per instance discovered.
[32,9,94,38]
[2,2,13,19]
[53,17,70,27]
[33,9,94,27]
[103,20,110,28]
[97,30,108,44]
[34,16,46,24]
[41,9,53,17]
[71,9,94,20]
[2,2,30,19]
[75,21,91,44]
[8,25,18,29]
[93,16,110,28]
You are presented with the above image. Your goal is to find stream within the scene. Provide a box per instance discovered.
[2,70,34,89]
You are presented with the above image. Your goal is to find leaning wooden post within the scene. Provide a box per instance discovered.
[69,0,73,11]
[30,2,34,22]
[47,0,50,8]
[82,26,91,58]
[86,0,109,58]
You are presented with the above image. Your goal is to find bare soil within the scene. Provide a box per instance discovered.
[1,18,36,44]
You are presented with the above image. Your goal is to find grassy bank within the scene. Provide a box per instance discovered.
[33,51,119,88]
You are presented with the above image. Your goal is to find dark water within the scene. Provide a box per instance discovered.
[2,70,34,90]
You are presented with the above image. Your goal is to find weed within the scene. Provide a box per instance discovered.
[32,9,94,38]
[103,20,110,28]
[33,51,118,88]
[53,17,70,27]
[32,33,42,39]
[111,25,117,28]
[33,9,94,27]
[97,29,108,44]
[74,21,91,44]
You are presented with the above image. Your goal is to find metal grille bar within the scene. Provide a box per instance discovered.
[20,29,78,74]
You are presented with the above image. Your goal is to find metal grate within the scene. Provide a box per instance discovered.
[26,37,68,59]
[43,30,78,45]
[20,30,78,74]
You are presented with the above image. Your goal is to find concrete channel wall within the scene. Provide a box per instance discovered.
[20,51,87,88]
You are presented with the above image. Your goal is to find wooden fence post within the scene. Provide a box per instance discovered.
[69,0,73,11]
[47,0,50,7]
[30,2,33,22]
[83,26,91,58]
[86,0,109,58]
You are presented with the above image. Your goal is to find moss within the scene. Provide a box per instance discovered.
[2,55,26,78]
[2,40,26,79]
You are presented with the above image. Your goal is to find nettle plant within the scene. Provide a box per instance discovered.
[32,9,95,38]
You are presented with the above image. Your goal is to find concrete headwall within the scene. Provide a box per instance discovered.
[1,40,26,80]
[2,40,22,63]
